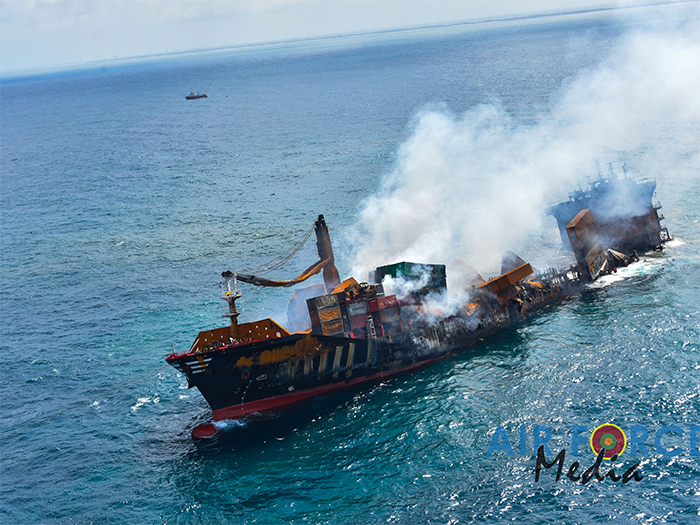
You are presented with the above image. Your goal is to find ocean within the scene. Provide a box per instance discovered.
[1,4,699,524]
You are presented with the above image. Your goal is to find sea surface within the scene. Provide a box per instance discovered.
[1,5,699,525]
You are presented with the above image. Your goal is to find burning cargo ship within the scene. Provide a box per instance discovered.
[547,163,670,252]
[167,175,669,439]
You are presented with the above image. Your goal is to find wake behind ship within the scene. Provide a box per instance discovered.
[167,171,669,438]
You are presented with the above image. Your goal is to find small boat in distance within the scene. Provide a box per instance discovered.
[186,91,208,100]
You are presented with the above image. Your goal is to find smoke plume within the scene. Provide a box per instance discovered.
[351,5,700,283]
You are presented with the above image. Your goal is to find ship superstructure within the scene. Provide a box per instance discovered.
[546,163,670,252]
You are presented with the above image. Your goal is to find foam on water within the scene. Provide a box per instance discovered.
[213,419,249,432]
[588,256,666,288]
[665,238,686,248]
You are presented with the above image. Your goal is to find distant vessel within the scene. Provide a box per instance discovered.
[167,170,669,438]
[547,163,670,252]
[185,92,208,100]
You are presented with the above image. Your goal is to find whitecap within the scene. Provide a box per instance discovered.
[130,397,151,412]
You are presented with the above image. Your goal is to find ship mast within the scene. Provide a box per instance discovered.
[314,214,341,292]
[221,270,242,339]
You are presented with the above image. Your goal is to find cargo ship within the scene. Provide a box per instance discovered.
[167,175,669,439]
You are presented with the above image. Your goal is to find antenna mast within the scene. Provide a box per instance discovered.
[608,161,615,178]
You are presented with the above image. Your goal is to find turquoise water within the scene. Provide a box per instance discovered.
[1,6,699,524]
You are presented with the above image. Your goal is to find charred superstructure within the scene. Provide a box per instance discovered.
[546,164,670,252]
[167,175,670,438]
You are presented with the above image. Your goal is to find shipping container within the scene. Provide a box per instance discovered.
[321,319,344,335]
[319,306,341,322]
[349,314,367,330]
[379,307,401,323]
[352,327,368,339]
[314,294,339,309]
[375,262,446,281]
[347,301,368,316]
[309,310,321,331]
[377,295,398,310]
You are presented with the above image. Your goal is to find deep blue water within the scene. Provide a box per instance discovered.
[2,6,699,525]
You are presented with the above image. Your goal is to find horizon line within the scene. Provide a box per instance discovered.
[1,0,691,80]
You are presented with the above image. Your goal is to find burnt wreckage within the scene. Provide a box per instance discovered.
[167,170,670,438]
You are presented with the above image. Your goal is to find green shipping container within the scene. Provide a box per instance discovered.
[375,262,446,281]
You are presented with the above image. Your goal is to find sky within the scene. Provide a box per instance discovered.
[0,0,666,75]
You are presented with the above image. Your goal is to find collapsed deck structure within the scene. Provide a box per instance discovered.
[546,164,670,252]
[167,174,669,438]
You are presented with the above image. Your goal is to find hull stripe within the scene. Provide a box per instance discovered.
[212,359,436,421]
[332,346,343,379]
[186,359,211,366]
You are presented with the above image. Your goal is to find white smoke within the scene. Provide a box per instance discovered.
[351,5,700,282]
[382,273,464,326]
[381,272,430,299]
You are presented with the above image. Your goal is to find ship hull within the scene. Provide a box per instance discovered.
[211,357,438,420]
[167,282,576,422]
[168,179,669,434]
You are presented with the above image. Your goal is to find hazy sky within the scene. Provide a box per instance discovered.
[0,0,674,75]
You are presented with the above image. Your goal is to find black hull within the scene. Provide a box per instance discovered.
[167,284,576,421]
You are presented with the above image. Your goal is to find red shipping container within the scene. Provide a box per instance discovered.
[377,295,398,310]
[349,314,367,330]
[368,299,379,312]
